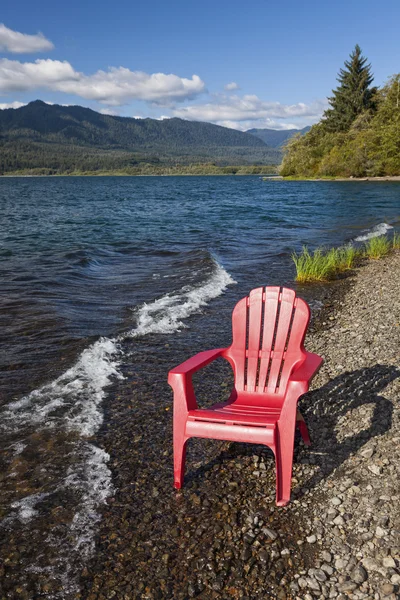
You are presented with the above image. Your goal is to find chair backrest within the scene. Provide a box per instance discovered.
[224,287,310,397]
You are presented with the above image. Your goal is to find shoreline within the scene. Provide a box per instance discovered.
[278,176,400,182]
[82,251,400,599]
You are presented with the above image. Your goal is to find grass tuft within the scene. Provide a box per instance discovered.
[293,233,399,283]
[292,244,362,283]
[364,235,391,259]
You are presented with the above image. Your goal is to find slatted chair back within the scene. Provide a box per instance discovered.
[224,287,310,398]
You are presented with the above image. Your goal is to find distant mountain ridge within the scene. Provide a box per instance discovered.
[0,101,282,174]
[247,126,311,148]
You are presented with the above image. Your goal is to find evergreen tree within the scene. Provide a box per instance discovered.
[323,45,376,132]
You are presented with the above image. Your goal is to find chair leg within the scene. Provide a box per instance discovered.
[296,410,311,446]
[275,422,296,506]
[173,434,188,489]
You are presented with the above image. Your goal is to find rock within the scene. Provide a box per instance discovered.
[338,581,358,592]
[351,565,368,584]
[368,464,382,475]
[382,556,396,568]
[306,534,317,544]
[375,526,387,538]
[331,497,342,506]
[320,551,332,563]
[314,569,328,582]
[262,528,278,541]
[380,583,395,596]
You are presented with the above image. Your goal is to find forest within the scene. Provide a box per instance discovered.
[281,46,400,178]
[0,101,280,175]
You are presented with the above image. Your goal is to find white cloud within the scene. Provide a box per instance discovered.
[99,107,119,116]
[0,100,26,110]
[0,23,54,53]
[172,94,327,129]
[224,82,240,91]
[0,58,205,106]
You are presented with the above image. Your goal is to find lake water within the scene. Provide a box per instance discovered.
[0,175,399,597]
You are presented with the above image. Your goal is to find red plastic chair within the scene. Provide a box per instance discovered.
[168,287,323,506]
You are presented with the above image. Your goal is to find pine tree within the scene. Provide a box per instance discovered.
[323,45,376,132]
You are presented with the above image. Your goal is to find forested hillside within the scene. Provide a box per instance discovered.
[247,126,310,148]
[0,101,281,174]
[281,46,400,178]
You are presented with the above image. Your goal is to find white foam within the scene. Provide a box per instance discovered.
[64,443,114,557]
[3,337,122,436]
[127,259,236,338]
[354,222,393,242]
[8,492,51,523]
[1,256,236,591]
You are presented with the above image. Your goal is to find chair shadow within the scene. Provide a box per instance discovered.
[185,365,399,496]
[294,363,398,495]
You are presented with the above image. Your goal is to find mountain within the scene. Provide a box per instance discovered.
[0,101,281,174]
[247,127,311,148]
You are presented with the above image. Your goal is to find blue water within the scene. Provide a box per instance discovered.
[0,175,399,597]
[1,176,399,401]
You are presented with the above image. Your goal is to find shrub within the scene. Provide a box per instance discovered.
[364,235,391,259]
[392,232,400,250]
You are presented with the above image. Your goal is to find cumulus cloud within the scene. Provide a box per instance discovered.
[0,100,26,110]
[172,94,327,129]
[224,82,240,91]
[0,23,54,53]
[0,58,205,106]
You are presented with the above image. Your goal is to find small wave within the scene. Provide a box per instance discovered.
[126,258,236,338]
[354,222,393,242]
[3,337,122,436]
[1,256,236,594]
[64,443,114,557]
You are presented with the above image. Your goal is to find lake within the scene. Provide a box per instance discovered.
[0,175,399,597]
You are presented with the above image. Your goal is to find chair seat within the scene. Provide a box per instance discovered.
[188,402,281,428]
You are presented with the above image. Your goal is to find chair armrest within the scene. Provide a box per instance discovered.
[289,352,323,387]
[168,348,227,412]
[168,348,227,380]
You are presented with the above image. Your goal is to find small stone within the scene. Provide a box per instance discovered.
[321,551,332,563]
[306,534,317,544]
[368,464,382,475]
[390,574,400,585]
[331,497,342,506]
[306,577,320,591]
[321,564,334,576]
[333,515,345,526]
[382,557,396,568]
[262,528,278,541]
[351,565,368,584]
[381,583,394,596]
[281,548,290,556]
[375,526,387,538]
[338,581,358,592]
[314,569,327,582]
[360,447,374,459]
[362,557,379,571]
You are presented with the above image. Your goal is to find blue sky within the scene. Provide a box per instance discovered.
[1,0,399,130]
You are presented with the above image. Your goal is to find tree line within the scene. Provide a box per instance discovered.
[281,46,400,178]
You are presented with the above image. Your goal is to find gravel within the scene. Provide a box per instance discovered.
[81,251,400,600]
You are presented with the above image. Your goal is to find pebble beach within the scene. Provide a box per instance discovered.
[80,251,400,600]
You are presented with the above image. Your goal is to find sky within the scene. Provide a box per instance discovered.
[1,0,399,130]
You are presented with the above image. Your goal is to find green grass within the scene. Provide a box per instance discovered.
[292,244,361,283]
[364,235,391,259]
[293,233,399,283]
